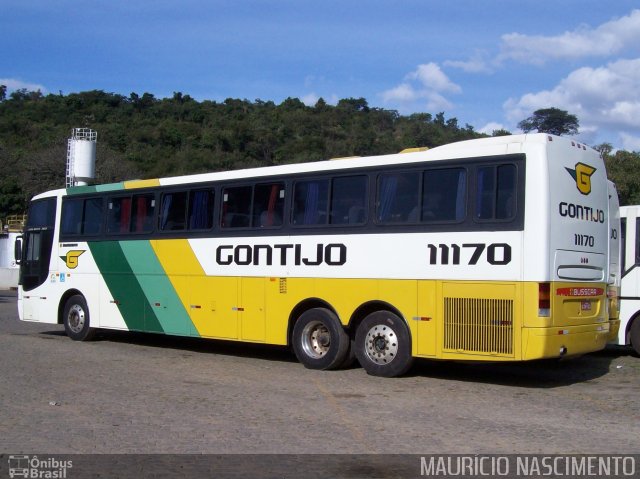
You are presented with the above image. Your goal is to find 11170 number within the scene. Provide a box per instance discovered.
[427,243,512,265]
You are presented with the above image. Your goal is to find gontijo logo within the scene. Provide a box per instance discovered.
[565,162,596,195]
[60,250,85,269]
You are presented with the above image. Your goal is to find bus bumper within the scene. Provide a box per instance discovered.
[606,319,620,343]
[522,323,609,359]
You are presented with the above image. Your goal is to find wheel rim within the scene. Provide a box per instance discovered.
[300,320,331,359]
[67,304,85,334]
[364,323,398,365]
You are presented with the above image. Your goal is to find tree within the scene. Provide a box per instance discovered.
[594,143,613,157]
[517,108,579,136]
[0,89,488,216]
[604,149,640,206]
[491,129,512,137]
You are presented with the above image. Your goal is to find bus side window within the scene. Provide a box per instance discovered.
[107,194,155,234]
[292,179,329,226]
[188,189,214,230]
[160,191,188,231]
[376,172,419,223]
[422,168,466,222]
[496,165,516,219]
[62,197,104,236]
[83,198,103,235]
[61,198,84,235]
[131,194,155,233]
[330,176,367,225]
[253,183,284,228]
[107,197,131,234]
[476,164,516,221]
[222,186,252,228]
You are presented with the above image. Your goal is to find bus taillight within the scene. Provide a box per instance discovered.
[539,282,551,317]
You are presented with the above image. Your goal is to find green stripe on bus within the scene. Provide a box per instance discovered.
[88,241,164,333]
[119,241,196,336]
[66,182,125,195]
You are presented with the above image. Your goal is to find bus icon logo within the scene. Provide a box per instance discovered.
[8,455,29,478]
[565,162,596,195]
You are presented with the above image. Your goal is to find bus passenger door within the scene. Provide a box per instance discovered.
[240,277,266,342]
[417,282,437,356]
[19,198,57,323]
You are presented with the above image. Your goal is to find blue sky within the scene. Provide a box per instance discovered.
[2,1,640,150]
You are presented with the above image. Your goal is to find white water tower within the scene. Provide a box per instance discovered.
[66,128,97,187]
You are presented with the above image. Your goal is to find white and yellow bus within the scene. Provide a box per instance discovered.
[615,205,640,354]
[16,133,612,376]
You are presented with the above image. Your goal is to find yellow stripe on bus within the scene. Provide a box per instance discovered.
[151,239,206,335]
[124,178,161,189]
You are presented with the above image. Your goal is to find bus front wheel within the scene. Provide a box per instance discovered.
[63,295,96,341]
[292,308,349,370]
[355,311,414,377]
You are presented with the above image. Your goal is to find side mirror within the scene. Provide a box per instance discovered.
[14,235,22,265]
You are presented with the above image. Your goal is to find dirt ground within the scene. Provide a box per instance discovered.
[1,289,638,458]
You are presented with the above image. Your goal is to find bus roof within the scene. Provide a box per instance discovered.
[34,133,590,200]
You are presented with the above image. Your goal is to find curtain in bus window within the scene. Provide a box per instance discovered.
[293,180,327,225]
[136,196,146,232]
[303,182,319,225]
[264,184,279,226]
[119,198,132,233]
[160,194,172,230]
[378,173,418,223]
[378,175,398,222]
[160,192,187,231]
[255,183,283,227]
[131,195,154,233]
[189,190,212,229]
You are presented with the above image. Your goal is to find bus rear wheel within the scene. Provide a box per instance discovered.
[63,294,96,341]
[355,311,414,377]
[292,308,349,370]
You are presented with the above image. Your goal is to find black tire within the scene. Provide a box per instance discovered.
[339,338,358,369]
[355,311,414,377]
[630,318,640,356]
[292,308,349,370]
[62,294,96,341]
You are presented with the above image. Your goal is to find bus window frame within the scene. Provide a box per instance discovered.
[105,192,157,236]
